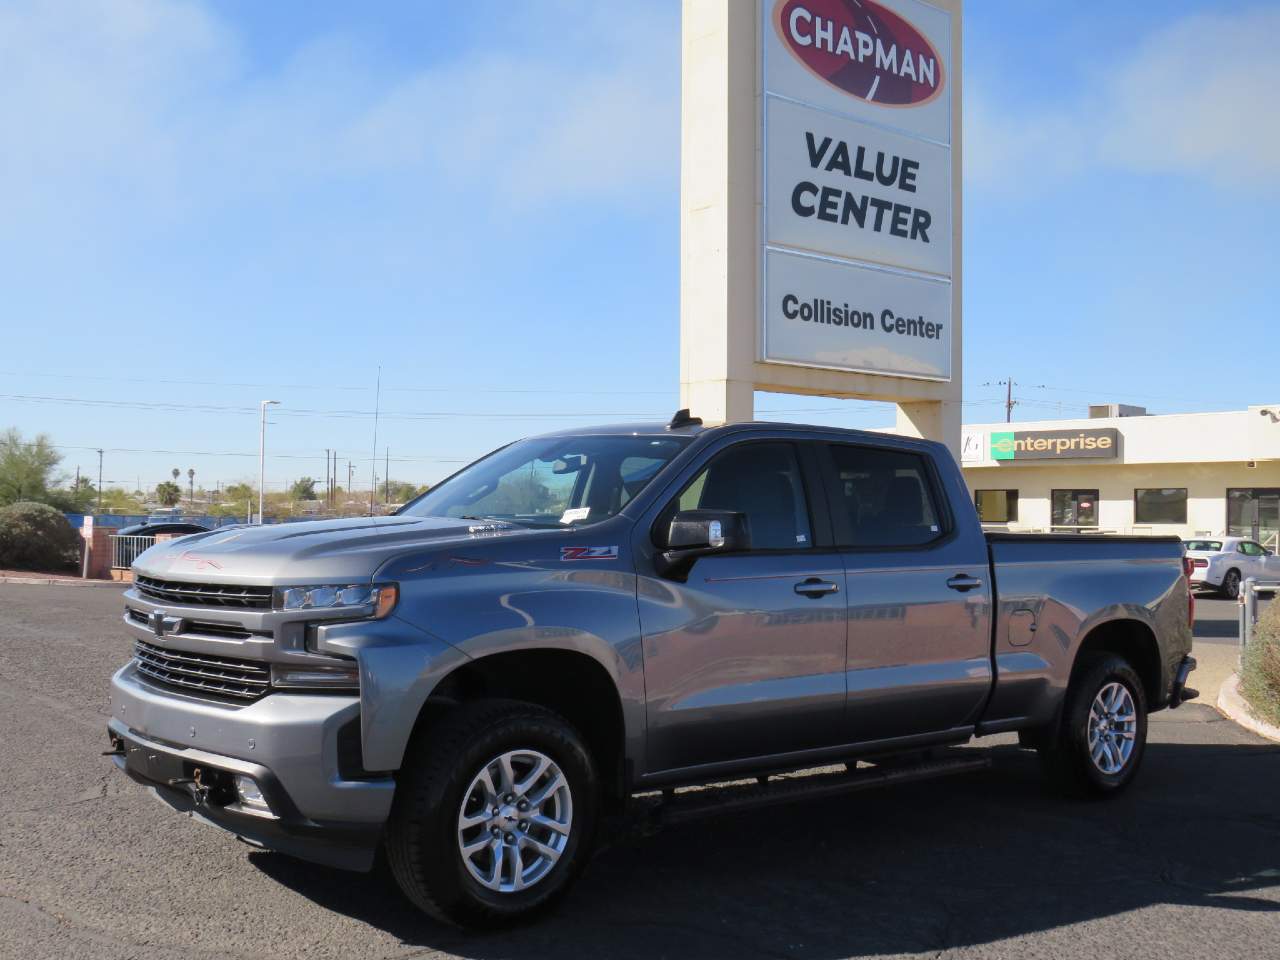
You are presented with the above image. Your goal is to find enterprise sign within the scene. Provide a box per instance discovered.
[991,429,1120,461]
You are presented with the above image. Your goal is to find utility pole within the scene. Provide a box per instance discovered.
[187,468,195,506]
[385,447,390,505]
[983,379,1018,422]
[325,449,330,505]
[369,366,382,517]
[347,460,353,498]
[258,400,281,524]
[96,449,103,515]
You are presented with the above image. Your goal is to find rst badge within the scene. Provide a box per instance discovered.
[560,546,619,561]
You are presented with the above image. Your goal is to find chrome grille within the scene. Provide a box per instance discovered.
[135,576,272,609]
[126,609,254,641]
[133,640,271,702]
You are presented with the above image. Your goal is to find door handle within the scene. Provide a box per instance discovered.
[946,574,984,592]
[795,578,839,598]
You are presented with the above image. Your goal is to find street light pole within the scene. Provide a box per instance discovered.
[258,400,280,524]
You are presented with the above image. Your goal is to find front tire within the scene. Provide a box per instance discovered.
[1040,654,1148,797]
[386,699,599,927]
[1221,568,1242,599]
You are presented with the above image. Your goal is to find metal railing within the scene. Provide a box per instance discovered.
[1239,577,1280,656]
[110,535,155,570]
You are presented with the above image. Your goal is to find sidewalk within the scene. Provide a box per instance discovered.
[0,569,124,587]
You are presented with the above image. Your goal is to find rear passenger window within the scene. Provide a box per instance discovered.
[826,445,943,547]
[674,442,812,550]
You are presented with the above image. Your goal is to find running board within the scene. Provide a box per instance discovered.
[646,751,990,827]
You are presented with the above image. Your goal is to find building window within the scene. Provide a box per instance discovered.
[1051,489,1099,529]
[1227,488,1280,542]
[975,489,1018,523]
[1134,488,1187,524]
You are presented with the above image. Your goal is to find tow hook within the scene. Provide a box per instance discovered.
[169,767,212,806]
[101,734,126,758]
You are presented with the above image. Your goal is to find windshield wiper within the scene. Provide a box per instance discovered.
[459,515,563,530]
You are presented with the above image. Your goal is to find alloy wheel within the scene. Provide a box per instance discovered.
[456,749,573,893]
[1087,681,1137,775]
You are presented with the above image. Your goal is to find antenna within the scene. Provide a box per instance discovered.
[369,367,381,516]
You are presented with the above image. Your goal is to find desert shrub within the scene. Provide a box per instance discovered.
[0,501,80,572]
[1241,600,1280,728]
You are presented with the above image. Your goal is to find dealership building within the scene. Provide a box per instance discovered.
[959,404,1280,544]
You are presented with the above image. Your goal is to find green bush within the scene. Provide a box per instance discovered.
[1241,601,1280,728]
[0,501,80,572]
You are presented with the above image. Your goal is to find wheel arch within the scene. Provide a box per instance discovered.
[410,648,629,806]
[1071,618,1163,708]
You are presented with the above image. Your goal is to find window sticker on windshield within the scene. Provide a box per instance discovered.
[561,546,618,561]
[560,507,591,524]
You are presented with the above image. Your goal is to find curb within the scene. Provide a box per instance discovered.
[0,576,127,588]
[1216,673,1280,744]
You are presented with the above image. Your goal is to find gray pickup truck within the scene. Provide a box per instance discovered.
[107,413,1196,926]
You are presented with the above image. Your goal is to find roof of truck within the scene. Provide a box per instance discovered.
[535,418,932,447]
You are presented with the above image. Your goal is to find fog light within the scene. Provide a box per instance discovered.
[271,663,360,690]
[234,775,271,812]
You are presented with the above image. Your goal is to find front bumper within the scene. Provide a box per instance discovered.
[108,662,395,871]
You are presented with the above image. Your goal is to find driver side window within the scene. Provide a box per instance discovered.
[672,442,811,550]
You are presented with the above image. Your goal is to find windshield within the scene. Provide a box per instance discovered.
[1184,540,1222,552]
[400,435,690,528]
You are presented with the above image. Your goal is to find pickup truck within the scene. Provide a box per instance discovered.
[107,414,1196,927]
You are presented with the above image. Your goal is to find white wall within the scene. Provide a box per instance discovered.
[963,461,1280,537]
[963,407,1280,468]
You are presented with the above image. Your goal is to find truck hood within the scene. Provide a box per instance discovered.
[132,515,528,585]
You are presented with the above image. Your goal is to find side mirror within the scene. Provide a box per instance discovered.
[655,509,748,579]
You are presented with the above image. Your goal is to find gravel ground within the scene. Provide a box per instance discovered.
[3,583,1279,960]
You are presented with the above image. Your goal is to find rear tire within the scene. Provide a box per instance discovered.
[1039,654,1148,797]
[385,699,599,928]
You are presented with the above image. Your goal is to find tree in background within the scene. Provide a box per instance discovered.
[385,480,427,504]
[155,481,182,507]
[98,487,145,514]
[0,428,60,505]
[290,477,318,500]
[0,428,92,511]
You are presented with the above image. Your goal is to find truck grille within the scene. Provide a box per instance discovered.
[133,640,271,701]
[135,576,273,609]
[126,609,255,640]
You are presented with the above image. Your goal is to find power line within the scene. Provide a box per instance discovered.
[0,370,672,396]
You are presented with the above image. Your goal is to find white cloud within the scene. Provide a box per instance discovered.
[0,0,679,244]
[965,6,1280,193]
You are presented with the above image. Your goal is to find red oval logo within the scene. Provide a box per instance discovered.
[775,0,944,107]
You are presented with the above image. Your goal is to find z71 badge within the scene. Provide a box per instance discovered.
[560,546,619,561]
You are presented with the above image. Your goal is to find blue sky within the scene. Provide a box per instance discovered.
[1,0,1277,492]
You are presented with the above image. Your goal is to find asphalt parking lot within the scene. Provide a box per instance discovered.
[2,584,1278,960]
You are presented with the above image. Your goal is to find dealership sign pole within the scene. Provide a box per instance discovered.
[680,0,962,452]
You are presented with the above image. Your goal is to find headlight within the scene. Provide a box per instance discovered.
[275,582,398,619]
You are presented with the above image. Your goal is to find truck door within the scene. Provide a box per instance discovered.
[818,440,993,744]
[635,440,847,774]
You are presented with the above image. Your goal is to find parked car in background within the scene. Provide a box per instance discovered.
[116,520,210,538]
[1184,537,1280,598]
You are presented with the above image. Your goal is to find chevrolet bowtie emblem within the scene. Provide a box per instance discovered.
[149,610,183,638]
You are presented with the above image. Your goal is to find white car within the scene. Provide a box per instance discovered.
[1184,537,1280,598]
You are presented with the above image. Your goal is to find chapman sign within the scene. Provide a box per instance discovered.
[762,0,953,381]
